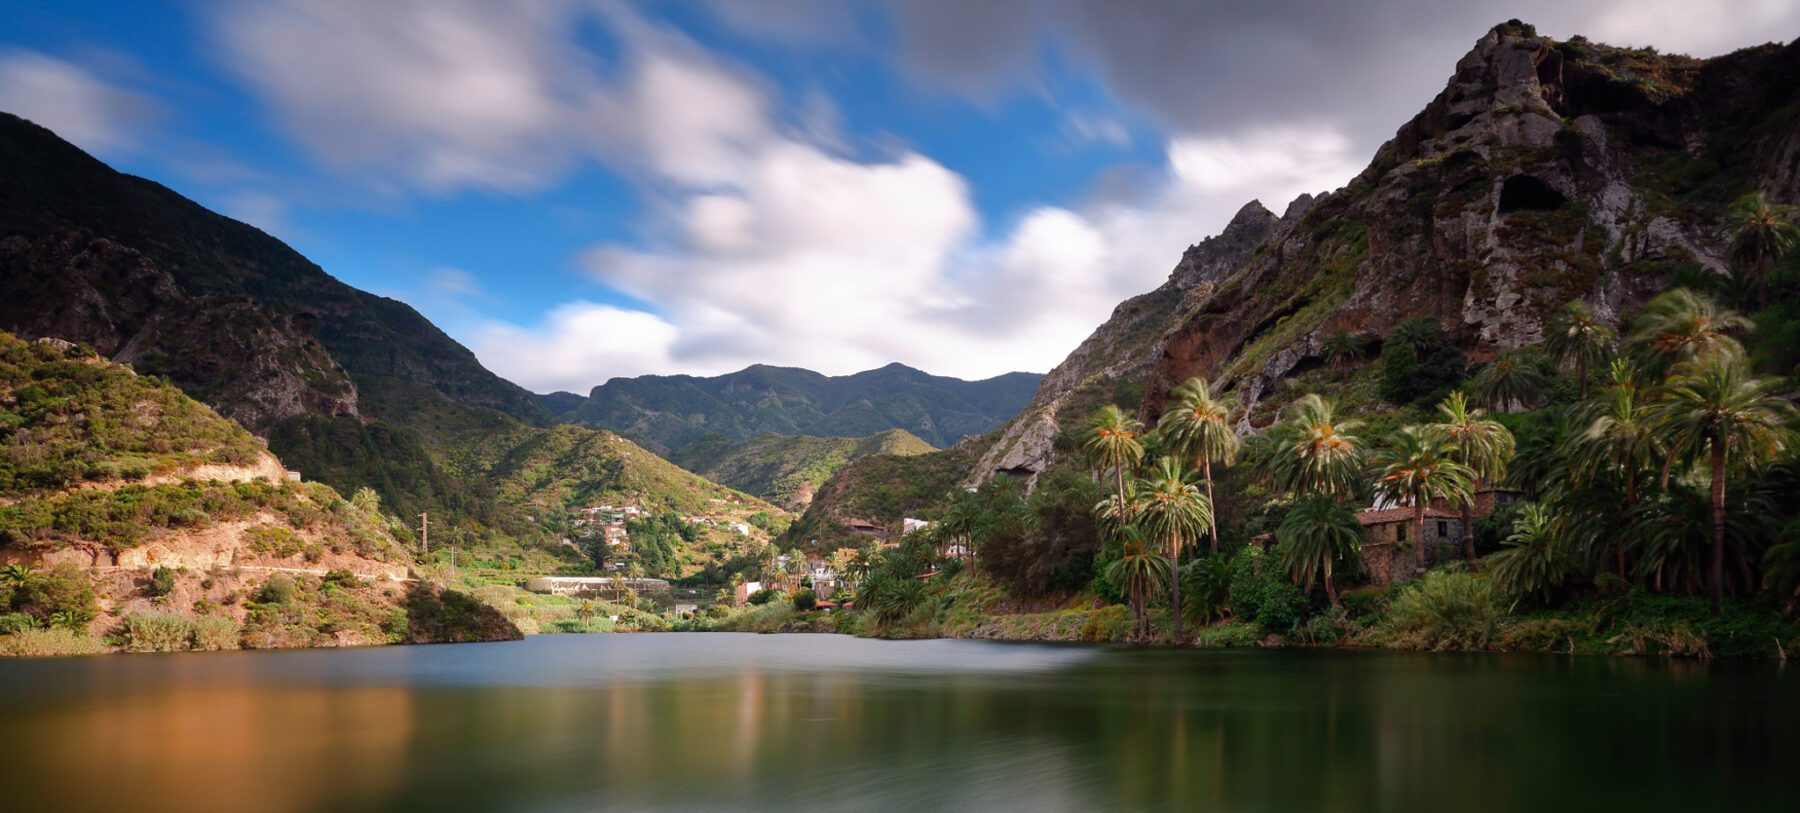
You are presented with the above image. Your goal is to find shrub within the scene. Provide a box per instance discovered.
[1188,620,1262,647]
[746,588,777,606]
[1078,604,1133,642]
[791,588,817,611]
[146,566,177,598]
[191,615,240,651]
[0,627,109,657]
[254,574,297,605]
[121,613,201,652]
[322,568,359,588]
[11,563,97,626]
[1255,580,1309,635]
[0,612,37,634]
[1383,571,1506,650]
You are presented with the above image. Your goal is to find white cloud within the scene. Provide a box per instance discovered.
[0,49,157,153]
[473,302,686,393]
[427,267,482,297]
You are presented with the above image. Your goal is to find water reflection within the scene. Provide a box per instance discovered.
[0,635,1795,812]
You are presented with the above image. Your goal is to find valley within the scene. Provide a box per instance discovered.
[2,20,1799,664]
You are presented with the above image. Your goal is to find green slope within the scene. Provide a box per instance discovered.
[670,428,935,508]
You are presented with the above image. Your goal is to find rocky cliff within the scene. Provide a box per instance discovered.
[969,199,1281,484]
[971,22,1798,489]
[1147,22,1799,423]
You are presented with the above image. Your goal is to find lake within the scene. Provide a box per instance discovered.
[1,633,1796,812]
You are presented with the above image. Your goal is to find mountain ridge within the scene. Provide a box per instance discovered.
[549,362,1040,450]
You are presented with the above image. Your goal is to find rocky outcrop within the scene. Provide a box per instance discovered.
[0,233,358,430]
[1144,23,1800,423]
[969,200,1280,485]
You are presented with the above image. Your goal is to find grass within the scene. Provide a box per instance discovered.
[0,627,110,657]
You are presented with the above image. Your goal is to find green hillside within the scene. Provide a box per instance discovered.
[0,332,265,494]
[670,428,935,507]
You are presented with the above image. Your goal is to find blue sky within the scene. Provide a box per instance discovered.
[2,1,1793,392]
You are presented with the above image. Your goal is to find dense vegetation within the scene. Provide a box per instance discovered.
[793,232,1800,656]
[0,333,264,493]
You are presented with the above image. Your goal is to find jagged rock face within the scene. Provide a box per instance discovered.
[969,200,1279,484]
[1146,24,1800,423]
[0,232,357,429]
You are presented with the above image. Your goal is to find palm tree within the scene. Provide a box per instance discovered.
[1650,348,1794,614]
[1083,405,1146,526]
[1372,426,1476,573]
[1431,391,1515,566]
[1106,526,1171,642]
[0,564,32,588]
[1157,377,1239,553]
[1133,456,1212,641]
[1487,502,1566,603]
[1471,352,1546,412]
[1628,288,1750,375]
[1276,496,1363,604]
[936,489,982,568]
[1543,301,1616,399]
[1567,359,1661,581]
[1726,192,1799,308]
[1259,394,1365,500]
[1322,330,1366,369]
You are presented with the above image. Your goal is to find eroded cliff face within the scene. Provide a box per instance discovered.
[968,200,1281,484]
[0,232,358,430]
[1145,23,1799,424]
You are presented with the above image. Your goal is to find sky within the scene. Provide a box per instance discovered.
[1,1,1795,394]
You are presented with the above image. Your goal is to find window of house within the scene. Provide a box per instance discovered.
[1437,520,1448,537]
[1395,524,1403,542]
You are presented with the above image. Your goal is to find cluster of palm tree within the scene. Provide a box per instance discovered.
[1081,380,1239,641]
[1490,289,1795,614]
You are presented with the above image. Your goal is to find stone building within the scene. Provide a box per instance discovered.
[1356,507,1464,586]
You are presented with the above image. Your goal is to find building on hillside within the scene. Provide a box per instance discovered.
[902,517,931,535]
[1356,506,1463,586]
[1429,485,1525,518]
[735,581,765,606]
[846,519,889,540]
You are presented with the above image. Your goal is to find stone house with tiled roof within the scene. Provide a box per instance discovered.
[1357,506,1463,586]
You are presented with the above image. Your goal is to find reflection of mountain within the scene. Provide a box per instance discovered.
[6,637,1784,810]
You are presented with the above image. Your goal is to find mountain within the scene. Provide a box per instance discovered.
[0,331,518,653]
[969,21,1800,485]
[670,429,936,509]
[0,111,553,526]
[551,362,1040,451]
[1147,22,1800,420]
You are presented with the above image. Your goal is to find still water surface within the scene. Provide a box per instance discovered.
[1,633,1796,812]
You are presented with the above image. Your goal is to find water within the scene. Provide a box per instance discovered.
[1,634,1795,812]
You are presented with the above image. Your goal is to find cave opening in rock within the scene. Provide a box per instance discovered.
[1498,174,1567,213]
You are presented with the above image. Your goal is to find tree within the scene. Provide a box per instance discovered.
[1486,502,1567,603]
[1379,318,1467,407]
[1133,456,1212,641]
[1431,391,1515,566]
[1083,405,1145,528]
[1566,359,1661,580]
[1543,301,1616,399]
[1322,330,1367,369]
[1726,192,1800,308]
[1105,526,1171,641]
[1628,288,1750,375]
[1471,352,1546,412]
[1259,394,1365,500]
[350,487,382,515]
[1157,377,1240,553]
[1650,348,1793,614]
[1276,496,1362,604]
[1372,426,1475,572]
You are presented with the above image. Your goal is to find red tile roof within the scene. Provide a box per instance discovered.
[1356,506,1460,525]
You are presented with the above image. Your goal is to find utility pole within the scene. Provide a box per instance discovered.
[419,512,429,553]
